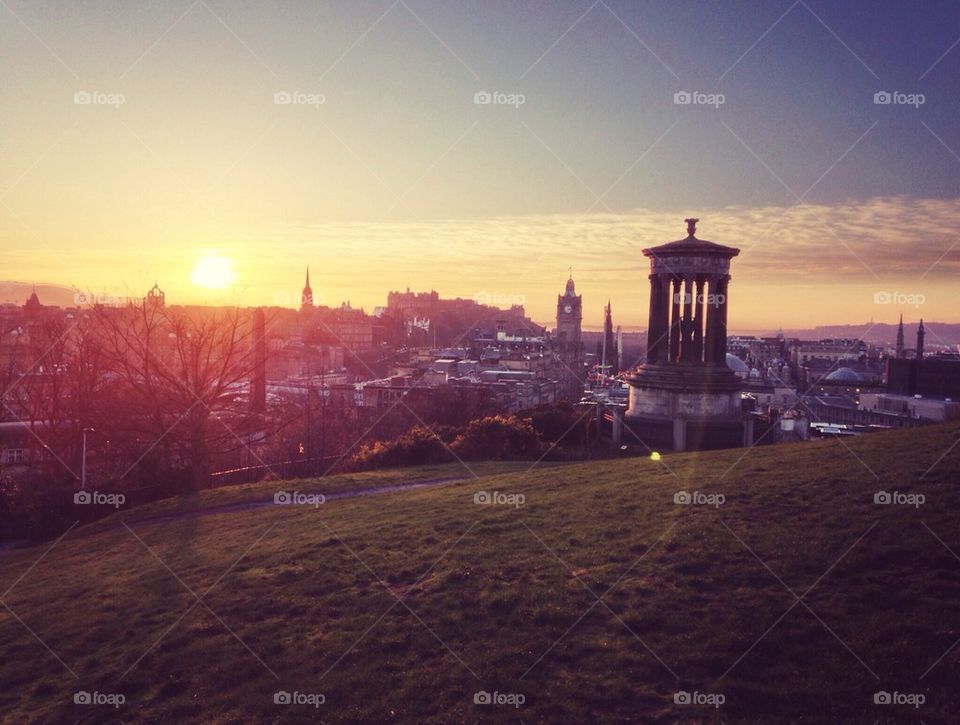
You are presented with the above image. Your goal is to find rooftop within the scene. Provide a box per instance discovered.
[642,218,740,259]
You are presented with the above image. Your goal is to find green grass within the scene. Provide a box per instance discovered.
[78,460,541,535]
[2,425,959,723]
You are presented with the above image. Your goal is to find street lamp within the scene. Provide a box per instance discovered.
[81,427,95,490]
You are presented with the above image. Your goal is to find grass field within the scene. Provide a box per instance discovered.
[1,424,959,723]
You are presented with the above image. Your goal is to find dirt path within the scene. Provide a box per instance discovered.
[117,475,471,529]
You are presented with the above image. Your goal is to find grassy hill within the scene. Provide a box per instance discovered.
[2,424,959,723]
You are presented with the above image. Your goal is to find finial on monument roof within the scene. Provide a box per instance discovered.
[684,217,699,238]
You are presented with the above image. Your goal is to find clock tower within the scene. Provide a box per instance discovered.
[556,275,584,399]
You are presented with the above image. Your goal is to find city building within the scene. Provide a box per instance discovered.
[859,392,959,422]
[887,342,960,400]
[145,282,165,311]
[555,275,584,400]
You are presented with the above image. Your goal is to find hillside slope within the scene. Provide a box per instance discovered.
[1,425,959,723]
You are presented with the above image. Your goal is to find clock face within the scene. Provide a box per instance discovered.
[564,305,572,314]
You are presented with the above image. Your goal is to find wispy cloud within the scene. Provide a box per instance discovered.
[250,194,960,281]
[8,195,959,328]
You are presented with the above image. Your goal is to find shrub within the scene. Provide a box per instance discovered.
[450,415,545,461]
[352,426,456,470]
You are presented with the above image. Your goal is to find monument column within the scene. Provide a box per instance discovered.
[681,275,694,362]
[714,275,730,363]
[693,275,705,363]
[704,274,720,364]
[659,272,672,360]
[646,274,663,363]
[669,276,682,363]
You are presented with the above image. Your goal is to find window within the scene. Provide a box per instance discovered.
[3,448,25,464]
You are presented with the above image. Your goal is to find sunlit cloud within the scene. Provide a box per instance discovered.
[6,195,959,330]
[225,195,959,328]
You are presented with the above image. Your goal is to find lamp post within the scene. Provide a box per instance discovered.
[81,427,94,490]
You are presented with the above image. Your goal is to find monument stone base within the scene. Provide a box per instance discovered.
[625,364,749,452]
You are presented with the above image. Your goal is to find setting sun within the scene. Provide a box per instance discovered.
[190,254,237,289]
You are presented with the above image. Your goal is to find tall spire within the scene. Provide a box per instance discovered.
[301,266,314,309]
[917,319,925,361]
[603,300,618,375]
[895,313,905,359]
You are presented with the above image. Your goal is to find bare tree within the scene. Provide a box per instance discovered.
[93,302,270,491]
[1,313,105,481]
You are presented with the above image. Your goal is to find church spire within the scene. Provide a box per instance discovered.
[603,300,618,375]
[917,319,925,361]
[895,313,905,359]
[301,267,314,309]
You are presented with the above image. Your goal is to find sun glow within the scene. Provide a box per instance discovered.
[190,254,237,289]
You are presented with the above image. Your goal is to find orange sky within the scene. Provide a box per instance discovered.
[2,3,958,330]
[4,197,958,330]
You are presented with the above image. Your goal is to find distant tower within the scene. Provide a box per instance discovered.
[301,267,314,309]
[603,300,618,375]
[616,324,624,372]
[556,273,584,399]
[145,282,165,311]
[24,286,42,315]
[916,319,925,360]
[895,313,905,359]
[251,308,266,413]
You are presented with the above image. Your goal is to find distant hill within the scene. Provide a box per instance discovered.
[0,281,76,307]
[586,324,960,349]
[1,424,958,721]
[773,322,960,348]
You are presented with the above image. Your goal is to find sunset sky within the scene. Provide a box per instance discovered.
[2,0,959,329]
